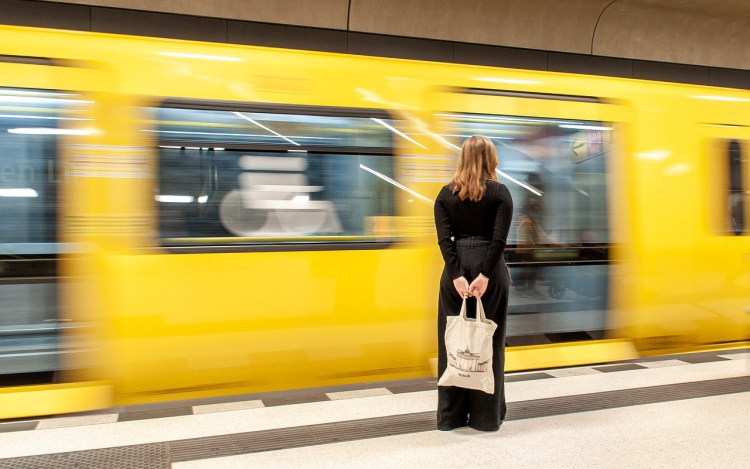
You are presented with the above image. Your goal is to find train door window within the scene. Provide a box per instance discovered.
[441,112,611,343]
[708,138,747,235]
[726,139,745,235]
[150,102,396,250]
[0,87,85,383]
[441,113,611,244]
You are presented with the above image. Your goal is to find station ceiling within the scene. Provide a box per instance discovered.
[36,0,750,70]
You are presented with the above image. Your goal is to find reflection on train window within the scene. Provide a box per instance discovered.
[153,105,396,247]
[726,139,745,235]
[442,112,612,343]
[442,113,611,247]
[0,88,70,254]
[0,87,86,381]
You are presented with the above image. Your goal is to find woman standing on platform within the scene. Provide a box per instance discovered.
[434,135,514,431]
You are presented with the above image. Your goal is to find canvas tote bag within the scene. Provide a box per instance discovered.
[437,297,497,394]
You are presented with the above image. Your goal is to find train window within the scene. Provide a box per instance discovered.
[440,112,611,342]
[726,139,745,235]
[0,87,85,381]
[440,113,611,247]
[0,88,69,254]
[152,103,396,250]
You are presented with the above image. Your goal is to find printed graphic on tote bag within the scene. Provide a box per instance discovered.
[448,347,491,373]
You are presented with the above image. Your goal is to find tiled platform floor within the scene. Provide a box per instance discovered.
[0,348,747,468]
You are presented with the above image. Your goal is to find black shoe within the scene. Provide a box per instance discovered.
[468,421,503,432]
[437,421,469,431]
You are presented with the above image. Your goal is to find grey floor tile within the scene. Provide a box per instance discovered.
[505,372,554,382]
[677,354,731,364]
[0,421,38,433]
[593,363,647,373]
[386,380,437,394]
[118,407,192,422]
[262,394,329,407]
[547,367,603,377]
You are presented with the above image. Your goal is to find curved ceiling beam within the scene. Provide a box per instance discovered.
[348,0,614,54]
[593,0,750,70]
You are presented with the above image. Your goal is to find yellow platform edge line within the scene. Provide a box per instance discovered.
[0,381,113,420]
[505,339,639,372]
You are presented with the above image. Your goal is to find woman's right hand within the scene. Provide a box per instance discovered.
[469,273,489,298]
[453,277,470,298]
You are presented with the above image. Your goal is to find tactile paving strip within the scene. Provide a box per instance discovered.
[169,412,434,462]
[0,443,170,469]
[507,375,750,420]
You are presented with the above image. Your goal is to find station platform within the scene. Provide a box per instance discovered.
[0,348,748,468]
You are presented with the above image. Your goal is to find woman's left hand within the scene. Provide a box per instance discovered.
[469,274,489,298]
[453,277,470,298]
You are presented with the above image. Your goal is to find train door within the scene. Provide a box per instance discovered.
[428,86,633,361]
[697,124,750,343]
[0,55,111,417]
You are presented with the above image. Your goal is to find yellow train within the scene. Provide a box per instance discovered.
[0,24,747,419]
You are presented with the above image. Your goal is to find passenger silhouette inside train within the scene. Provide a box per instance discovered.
[515,195,552,299]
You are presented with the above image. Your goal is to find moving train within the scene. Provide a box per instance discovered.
[0,23,747,419]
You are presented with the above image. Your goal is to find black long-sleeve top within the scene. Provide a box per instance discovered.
[434,181,514,280]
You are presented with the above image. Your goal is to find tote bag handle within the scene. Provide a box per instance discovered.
[459,297,491,324]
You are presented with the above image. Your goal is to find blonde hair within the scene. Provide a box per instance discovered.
[451,135,499,202]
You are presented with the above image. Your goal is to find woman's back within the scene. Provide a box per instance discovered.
[435,179,513,281]
[435,181,512,241]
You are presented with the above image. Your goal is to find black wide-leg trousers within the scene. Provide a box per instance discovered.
[437,237,509,431]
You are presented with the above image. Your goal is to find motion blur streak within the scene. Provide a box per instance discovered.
[0,24,747,419]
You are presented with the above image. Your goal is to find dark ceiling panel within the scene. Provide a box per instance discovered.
[453,43,547,71]
[1,0,90,31]
[348,32,453,63]
[90,7,227,43]
[228,21,347,54]
[633,60,710,86]
[548,52,633,79]
[709,67,750,90]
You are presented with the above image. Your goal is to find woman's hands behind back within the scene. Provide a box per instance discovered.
[469,273,489,298]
